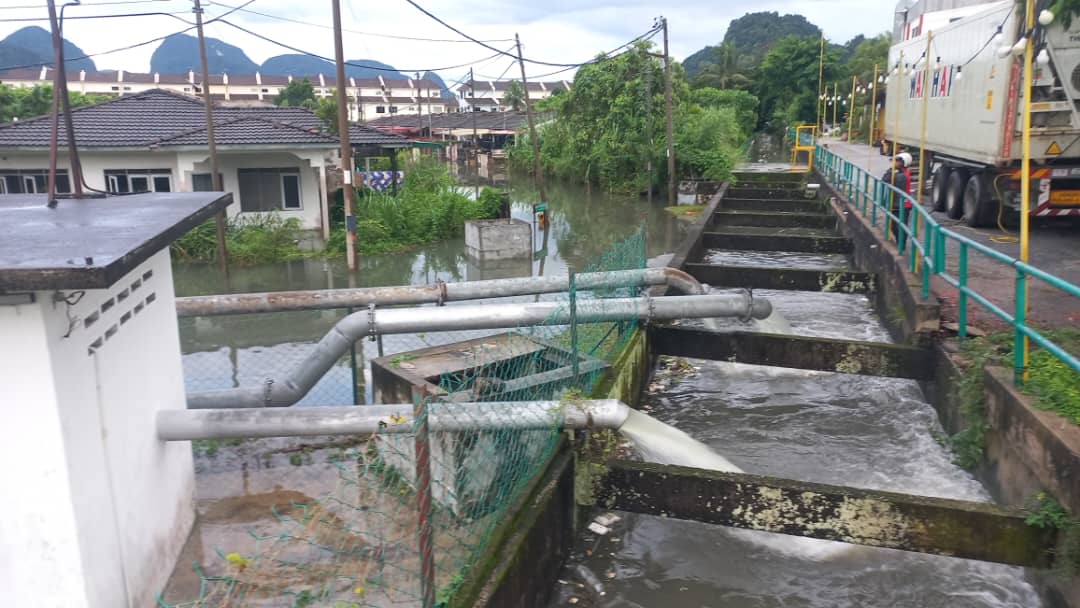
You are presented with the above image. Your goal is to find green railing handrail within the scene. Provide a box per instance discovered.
[813,144,1080,382]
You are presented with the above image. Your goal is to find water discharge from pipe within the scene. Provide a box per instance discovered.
[617,409,854,561]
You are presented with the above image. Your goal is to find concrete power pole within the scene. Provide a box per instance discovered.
[515,33,546,206]
[470,68,479,160]
[193,0,228,273]
[661,17,676,206]
[332,0,356,271]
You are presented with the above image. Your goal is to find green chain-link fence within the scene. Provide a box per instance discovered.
[164,227,646,607]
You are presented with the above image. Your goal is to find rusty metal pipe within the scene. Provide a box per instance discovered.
[174,268,708,317]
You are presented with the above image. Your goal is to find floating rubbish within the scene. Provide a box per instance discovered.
[594,512,621,527]
[587,522,610,536]
[574,564,606,598]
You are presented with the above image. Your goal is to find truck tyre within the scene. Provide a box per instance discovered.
[963,173,997,228]
[931,164,950,211]
[945,169,969,219]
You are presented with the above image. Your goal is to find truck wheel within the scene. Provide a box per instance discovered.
[963,174,997,228]
[931,164,951,212]
[945,169,969,219]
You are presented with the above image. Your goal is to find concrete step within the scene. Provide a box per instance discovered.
[727,187,806,200]
[704,229,852,254]
[712,210,837,230]
[723,198,825,213]
[685,262,873,293]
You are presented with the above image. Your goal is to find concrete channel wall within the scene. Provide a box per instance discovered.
[817,169,1080,607]
[447,329,650,607]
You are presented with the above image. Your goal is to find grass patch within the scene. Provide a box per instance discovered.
[949,328,1080,469]
[664,205,707,221]
[172,213,310,266]
[326,157,503,256]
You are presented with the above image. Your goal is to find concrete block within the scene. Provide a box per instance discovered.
[465,218,532,261]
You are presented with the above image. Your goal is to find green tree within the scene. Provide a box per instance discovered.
[501,80,526,111]
[690,42,751,90]
[844,33,890,84]
[275,77,316,107]
[508,41,744,191]
[691,88,759,137]
[0,84,109,123]
[755,35,841,128]
[312,96,338,134]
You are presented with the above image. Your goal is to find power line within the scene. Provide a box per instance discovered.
[0,0,176,8]
[0,0,255,72]
[0,10,191,23]
[203,0,515,44]
[402,0,661,69]
[215,18,513,74]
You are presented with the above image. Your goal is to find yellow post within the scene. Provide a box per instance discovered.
[817,34,826,134]
[848,75,858,141]
[914,32,933,272]
[833,81,839,129]
[889,51,904,240]
[868,64,879,168]
[1020,0,1035,379]
[822,84,829,134]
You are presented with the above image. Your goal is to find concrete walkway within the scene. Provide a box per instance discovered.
[821,139,1080,329]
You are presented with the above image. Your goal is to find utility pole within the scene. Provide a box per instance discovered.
[645,51,654,205]
[193,0,228,273]
[332,0,356,271]
[515,33,546,205]
[868,64,879,169]
[661,16,676,206]
[469,68,479,163]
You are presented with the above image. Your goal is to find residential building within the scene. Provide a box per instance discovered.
[454,79,571,112]
[0,88,408,234]
[0,68,448,119]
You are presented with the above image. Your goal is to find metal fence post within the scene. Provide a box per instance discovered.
[959,242,968,341]
[411,385,436,608]
[568,272,580,383]
[1014,268,1027,384]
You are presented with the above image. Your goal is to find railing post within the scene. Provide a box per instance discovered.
[922,218,932,298]
[958,242,968,341]
[1014,267,1027,385]
[569,272,579,383]
[411,385,437,608]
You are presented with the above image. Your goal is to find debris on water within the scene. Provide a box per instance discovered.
[568,598,579,605]
[587,522,610,536]
[574,564,607,598]
[594,513,621,527]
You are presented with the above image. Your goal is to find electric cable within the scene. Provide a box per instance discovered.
[0,0,254,72]
[203,0,514,44]
[214,18,513,74]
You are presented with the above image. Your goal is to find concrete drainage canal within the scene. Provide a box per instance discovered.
[159,173,1065,608]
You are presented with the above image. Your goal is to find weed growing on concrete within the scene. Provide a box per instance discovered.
[1024,492,1080,577]
[949,334,1011,469]
[1022,328,1080,425]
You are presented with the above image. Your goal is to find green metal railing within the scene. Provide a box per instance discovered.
[815,144,1080,383]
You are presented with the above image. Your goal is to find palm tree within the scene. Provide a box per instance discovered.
[692,42,750,90]
[501,80,526,111]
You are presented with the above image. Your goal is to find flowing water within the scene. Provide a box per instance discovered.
[551,293,1042,605]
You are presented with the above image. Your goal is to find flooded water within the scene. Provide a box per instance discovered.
[175,175,686,406]
[552,286,1042,607]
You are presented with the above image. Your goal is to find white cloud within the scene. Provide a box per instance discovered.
[0,0,897,79]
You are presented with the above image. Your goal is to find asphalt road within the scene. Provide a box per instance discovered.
[822,139,1080,329]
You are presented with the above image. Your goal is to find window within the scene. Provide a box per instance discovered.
[104,169,172,193]
[376,106,386,114]
[389,106,398,114]
[238,168,302,212]
[0,169,69,194]
[192,173,223,191]
[261,88,269,93]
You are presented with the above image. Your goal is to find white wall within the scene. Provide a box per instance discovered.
[3,148,332,231]
[0,250,195,607]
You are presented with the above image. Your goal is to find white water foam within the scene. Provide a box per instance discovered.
[618,409,855,562]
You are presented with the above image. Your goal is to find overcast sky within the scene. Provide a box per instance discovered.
[0,0,897,81]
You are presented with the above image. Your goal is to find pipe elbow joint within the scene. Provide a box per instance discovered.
[750,297,773,320]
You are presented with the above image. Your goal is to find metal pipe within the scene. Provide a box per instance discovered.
[174,267,707,317]
[186,292,771,409]
[159,400,632,441]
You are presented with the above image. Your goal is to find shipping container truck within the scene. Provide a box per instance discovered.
[883,0,1080,226]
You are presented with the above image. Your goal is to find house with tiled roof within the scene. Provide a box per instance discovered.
[0,88,409,233]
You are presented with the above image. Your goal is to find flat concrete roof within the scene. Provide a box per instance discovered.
[0,192,231,291]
